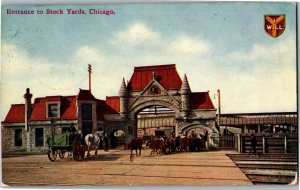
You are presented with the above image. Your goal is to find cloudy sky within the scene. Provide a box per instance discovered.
[1,2,297,121]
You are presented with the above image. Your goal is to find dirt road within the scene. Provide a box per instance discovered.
[2,149,252,186]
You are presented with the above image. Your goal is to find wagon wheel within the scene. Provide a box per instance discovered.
[73,137,81,161]
[47,148,58,162]
[59,151,65,159]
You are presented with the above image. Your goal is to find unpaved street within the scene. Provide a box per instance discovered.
[2,149,251,186]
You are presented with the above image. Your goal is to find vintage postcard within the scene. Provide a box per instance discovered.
[1,1,298,186]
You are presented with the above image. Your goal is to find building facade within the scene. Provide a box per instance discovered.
[2,64,218,152]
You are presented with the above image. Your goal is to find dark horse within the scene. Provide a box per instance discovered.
[128,138,143,156]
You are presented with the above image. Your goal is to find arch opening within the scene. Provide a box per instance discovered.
[182,124,213,136]
[135,104,176,138]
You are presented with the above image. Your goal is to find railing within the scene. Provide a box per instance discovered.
[220,113,297,126]
[240,133,298,154]
[210,135,238,150]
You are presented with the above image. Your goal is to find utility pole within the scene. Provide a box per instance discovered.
[217,89,221,126]
[88,64,92,91]
[214,89,221,132]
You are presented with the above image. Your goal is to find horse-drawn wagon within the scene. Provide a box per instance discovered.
[46,132,85,162]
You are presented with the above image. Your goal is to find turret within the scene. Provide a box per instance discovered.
[180,74,190,118]
[23,88,32,132]
[119,78,128,119]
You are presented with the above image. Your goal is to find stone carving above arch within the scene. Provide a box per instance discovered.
[129,77,181,111]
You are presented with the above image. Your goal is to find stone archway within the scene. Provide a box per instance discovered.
[181,124,219,150]
[181,124,213,135]
[129,100,179,138]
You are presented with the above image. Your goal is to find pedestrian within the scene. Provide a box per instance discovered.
[104,132,109,152]
[250,133,257,156]
[70,123,77,134]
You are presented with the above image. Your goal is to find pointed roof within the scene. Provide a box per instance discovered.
[76,89,96,101]
[128,64,182,91]
[119,78,127,97]
[180,74,191,94]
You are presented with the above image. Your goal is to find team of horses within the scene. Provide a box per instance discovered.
[82,130,208,161]
[128,134,208,158]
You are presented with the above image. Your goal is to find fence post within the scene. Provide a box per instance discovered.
[284,135,287,154]
[262,136,265,154]
[241,135,244,153]
[237,134,240,152]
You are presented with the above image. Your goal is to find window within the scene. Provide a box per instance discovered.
[48,104,58,118]
[35,128,44,147]
[81,104,93,137]
[81,104,92,120]
[14,129,22,146]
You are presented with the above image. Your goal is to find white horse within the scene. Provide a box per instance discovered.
[84,131,104,157]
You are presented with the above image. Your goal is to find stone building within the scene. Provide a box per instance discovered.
[1,88,106,152]
[1,64,219,152]
[104,64,219,147]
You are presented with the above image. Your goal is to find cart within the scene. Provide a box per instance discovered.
[46,132,85,162]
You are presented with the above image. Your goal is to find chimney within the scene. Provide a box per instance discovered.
[88,64,92,91]
[23,88,32,132]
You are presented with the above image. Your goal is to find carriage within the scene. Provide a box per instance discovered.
[46,132,85,162]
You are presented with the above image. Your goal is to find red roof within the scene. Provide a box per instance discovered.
[76,89,96,101]
[2,104,25,123]
[105,96,120,114]
[2,89,108,124]
[46,96,62,102]
[189,92,215,110]
[60,96,77,120]
[128,64,182,91]
[30,96,77,121]
[96,99,106,120]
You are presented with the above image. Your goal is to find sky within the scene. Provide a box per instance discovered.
[1,2,297,121]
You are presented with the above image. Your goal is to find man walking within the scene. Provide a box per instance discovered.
[104,132,109,152]
[250,133,257,156]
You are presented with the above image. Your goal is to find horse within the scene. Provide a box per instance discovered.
[84,131,104,157]
[180,136,192,152]
[149,139,164,155]
[164,137,175,154]
[128,138,143,157]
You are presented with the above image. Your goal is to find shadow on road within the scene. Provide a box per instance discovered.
[83,154,122,161]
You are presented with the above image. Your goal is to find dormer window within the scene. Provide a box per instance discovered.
[46,102,61,118]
